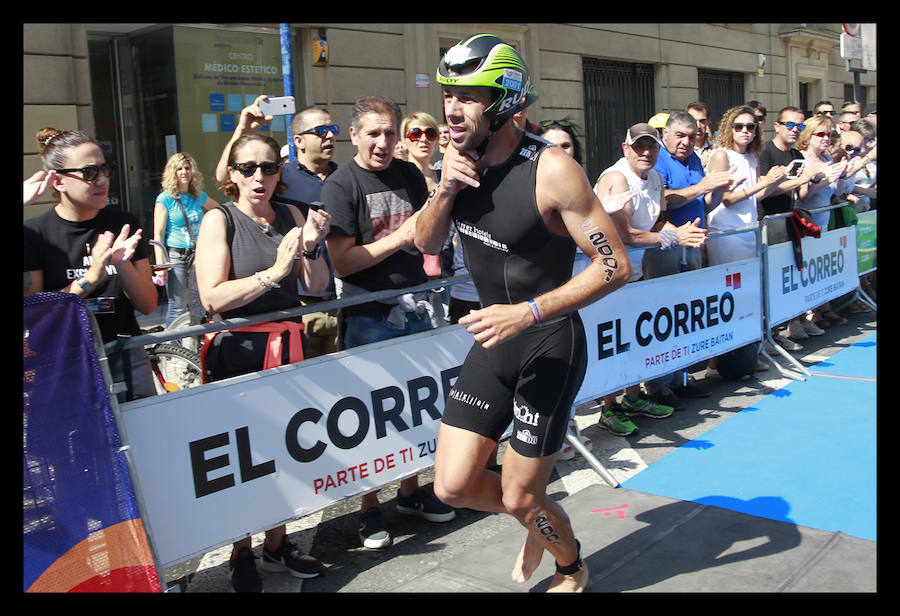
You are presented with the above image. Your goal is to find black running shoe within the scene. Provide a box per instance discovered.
[261,535,321,579]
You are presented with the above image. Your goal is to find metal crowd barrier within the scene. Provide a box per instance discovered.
[89,204,873,578]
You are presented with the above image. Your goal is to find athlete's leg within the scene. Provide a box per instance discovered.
[433,422,506,514]
[501,446,587,591]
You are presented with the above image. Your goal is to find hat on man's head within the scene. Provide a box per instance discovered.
[648,112,669,129]
[625,122,663,147]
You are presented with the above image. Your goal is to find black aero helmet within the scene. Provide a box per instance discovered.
[436,34,537,131]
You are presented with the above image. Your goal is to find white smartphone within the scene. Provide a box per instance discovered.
[259,95,296,116]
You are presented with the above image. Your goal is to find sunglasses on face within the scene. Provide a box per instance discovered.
[780,121,806,131]
[55,162,115,182]
[301,124,339,138]
[844,145,862,155]
[406,127,439,141]
[818,110,834,115]
[811,132,830,139]
[732,122,757,133]
[230,161,282,177]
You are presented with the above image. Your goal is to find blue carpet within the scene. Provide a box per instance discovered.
[622,334,877,541]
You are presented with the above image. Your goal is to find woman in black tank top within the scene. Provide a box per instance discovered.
[196,133,331,318]
[193,133,332,591]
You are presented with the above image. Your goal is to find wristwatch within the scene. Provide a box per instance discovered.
[75,276,93,293]
[302,243,321,260]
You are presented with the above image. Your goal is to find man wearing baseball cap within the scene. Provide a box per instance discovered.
[591,122,707,436]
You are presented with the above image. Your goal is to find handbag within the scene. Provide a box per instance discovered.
[174,195,206,325]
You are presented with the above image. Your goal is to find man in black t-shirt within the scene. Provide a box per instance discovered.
[759,106,821,228]
[321,95,453,550]
[758,106,826,346]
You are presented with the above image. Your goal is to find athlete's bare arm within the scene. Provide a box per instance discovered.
[415,143,481,255]
[459,147,631,348]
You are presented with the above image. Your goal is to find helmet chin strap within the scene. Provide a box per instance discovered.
[471,114,514,159]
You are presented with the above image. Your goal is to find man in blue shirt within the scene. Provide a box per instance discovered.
[643,111,739,404]
[274,106,341,356]
[647,110,737,274]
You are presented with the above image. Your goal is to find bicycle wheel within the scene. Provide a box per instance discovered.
[167,311,202,353]
[148,343,203,394]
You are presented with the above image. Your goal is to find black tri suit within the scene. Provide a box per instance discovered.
[441,134,588,457]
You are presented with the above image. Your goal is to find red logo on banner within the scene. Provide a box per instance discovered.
[726,273,741,290]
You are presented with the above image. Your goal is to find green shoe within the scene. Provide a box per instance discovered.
[621,395,674,418]
[598,404,638,436]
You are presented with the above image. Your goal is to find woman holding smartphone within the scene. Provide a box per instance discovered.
[194,132,331,592]
[24,128,158,401]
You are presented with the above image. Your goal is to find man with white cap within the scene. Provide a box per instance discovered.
[592,122,707,435]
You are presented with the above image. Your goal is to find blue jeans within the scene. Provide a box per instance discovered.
[342,310,434,350]
[165,248,190,327]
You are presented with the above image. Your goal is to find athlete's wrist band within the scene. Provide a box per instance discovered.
[528,299,542,323]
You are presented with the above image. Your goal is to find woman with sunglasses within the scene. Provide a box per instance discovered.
[24,127,158,400]
[796,115,850,231]
[703,107,787,379]
[704,105,787,267]
[194,132,330,591]
[795,115,853,328]
[401,112,445,280]
[401,111,442,192]
[153,152,217,327]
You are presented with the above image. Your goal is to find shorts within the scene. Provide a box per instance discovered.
[441,312,587,458]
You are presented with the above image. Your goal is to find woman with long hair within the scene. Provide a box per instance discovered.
[153,152,218,326]
[795,115,853,328]
[704,105,787,266]
[24,127,158,400]
[703,107,786,378]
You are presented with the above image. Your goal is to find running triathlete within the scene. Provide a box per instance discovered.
[416,34,632,592]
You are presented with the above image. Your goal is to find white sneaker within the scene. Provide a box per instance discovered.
[775,334,803,352]
[802,320,825,336]
[788,320,809,339]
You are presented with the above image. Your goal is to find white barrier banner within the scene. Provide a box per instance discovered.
[765,227,859,325]
[574,257,763,401]
[120,327,473,568]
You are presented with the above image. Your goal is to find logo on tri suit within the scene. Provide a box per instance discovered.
[513,398,540,427]
[519,143,539,162]
[515,429,539,445]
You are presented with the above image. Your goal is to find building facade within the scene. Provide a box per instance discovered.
[24,22,876,235]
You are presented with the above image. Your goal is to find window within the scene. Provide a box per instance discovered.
[582,58,655,182]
